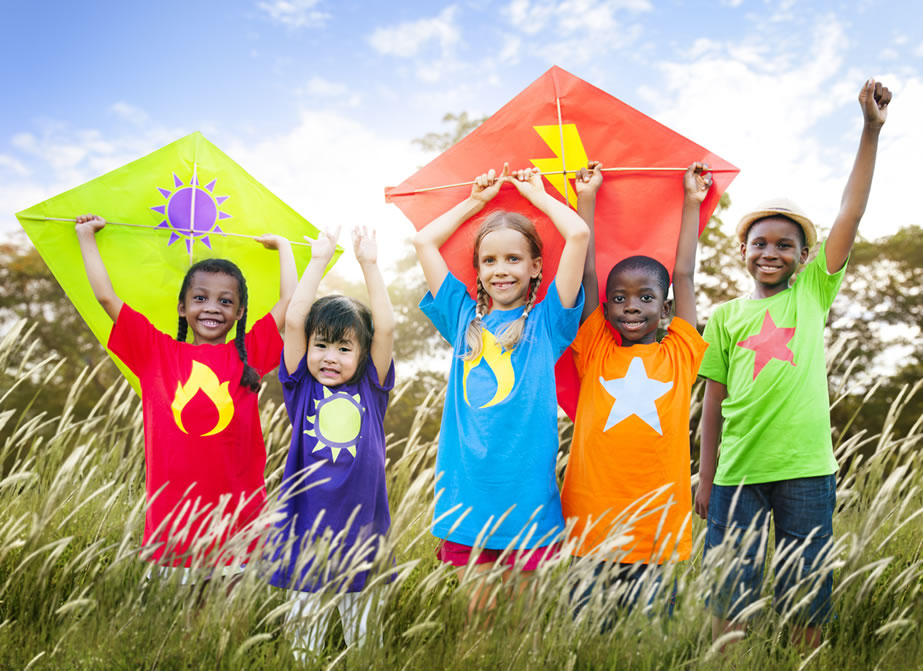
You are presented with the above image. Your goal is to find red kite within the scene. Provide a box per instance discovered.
[386,66,738,418]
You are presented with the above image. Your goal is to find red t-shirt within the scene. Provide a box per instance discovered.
[108,304,282,567]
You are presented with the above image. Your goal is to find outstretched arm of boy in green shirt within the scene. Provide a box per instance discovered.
[695,378,728,519]
[825,79,891,273]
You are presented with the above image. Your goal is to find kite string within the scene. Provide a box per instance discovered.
[386,166,736,197]
[24,216,313,247]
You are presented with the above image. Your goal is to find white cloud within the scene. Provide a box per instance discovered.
[301,76,361,106]
[506,0,651,35]
[368,6,461,59]
[111,102,150,125]
[638,16,919,242]
[256,0,328,28]
[0,155,30,177]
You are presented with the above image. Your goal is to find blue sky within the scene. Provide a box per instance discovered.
[2,0,921,276]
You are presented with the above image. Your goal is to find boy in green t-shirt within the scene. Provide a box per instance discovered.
[696,79,891,649]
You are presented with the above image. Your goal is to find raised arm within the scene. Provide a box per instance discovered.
[255,234,297,330]
[673,163,712,327]
[825,79,891,273]
[575,161,604,322]
[354,226,394,385]
[75,214,124,322]
[412,165,509,296]
[695,378,727,520]
[508,168,590,309]
[284,227,339,374]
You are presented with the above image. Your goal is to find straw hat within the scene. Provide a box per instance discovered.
[736,197,817,249]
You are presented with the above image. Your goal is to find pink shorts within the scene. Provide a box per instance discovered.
[437,540,561,571]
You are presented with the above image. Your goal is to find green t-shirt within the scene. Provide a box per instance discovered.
[699,242,846,485]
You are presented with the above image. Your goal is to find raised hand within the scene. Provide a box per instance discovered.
[74,213,107,235]
[683,162,713,204]
[471,163,510,203]
[254,233,287,250]
[352,225,378,265]
[575,160,603,197]
[304,226,341,264]
[859,79,891,128]
[507,166,547,205]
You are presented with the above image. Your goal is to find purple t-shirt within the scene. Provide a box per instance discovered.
[268,353,395,592]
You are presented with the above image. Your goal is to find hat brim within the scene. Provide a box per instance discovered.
[736,208,817,249]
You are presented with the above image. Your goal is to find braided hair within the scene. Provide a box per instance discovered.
[176,258,261,392]
[462,211,543,361]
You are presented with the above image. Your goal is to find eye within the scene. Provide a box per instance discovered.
[193,294,206,302]
[339,346,352,353]
[220,298,233,305]
[778,242,791,249]
[754,241,765,248]
[482,256,495,264]
[508,255,520,262]
[612,296,624,303]
[315,342,326,349]
[641,295,654,302]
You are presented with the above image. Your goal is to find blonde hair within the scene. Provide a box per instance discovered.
[462,211,543,361]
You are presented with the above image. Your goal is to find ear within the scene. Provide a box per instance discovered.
[178,302,186,317]
[234,306,245,321]
[602,300,608,320]
[739,241,747,261]
[799,245,810,264]
[530,256,543,278]
[661,299,673,320]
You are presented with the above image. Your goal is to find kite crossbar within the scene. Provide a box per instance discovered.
[385,166,738,199]
[21,216,313,247]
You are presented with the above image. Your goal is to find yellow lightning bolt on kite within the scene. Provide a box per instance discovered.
[530,124,589,209]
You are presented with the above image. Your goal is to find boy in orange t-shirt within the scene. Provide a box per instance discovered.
[562,160,710,611]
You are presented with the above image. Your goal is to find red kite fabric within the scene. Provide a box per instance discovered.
[386,66,738,418]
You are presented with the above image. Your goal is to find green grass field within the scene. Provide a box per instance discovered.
[0,319,921,670]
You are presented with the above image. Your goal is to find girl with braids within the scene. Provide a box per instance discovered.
[268,225,394,656]
[413,164,589,616]
[75,214,295,571]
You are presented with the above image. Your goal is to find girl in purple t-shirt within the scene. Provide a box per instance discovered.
[269,225,395,657]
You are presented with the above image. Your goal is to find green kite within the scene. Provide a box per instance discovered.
[16,131,339,394]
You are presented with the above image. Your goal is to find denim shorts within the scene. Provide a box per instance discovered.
[704,474,836,625]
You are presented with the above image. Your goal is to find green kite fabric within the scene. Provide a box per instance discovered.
[16,131,340,394]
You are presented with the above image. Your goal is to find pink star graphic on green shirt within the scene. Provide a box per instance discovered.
[737,309,796,380]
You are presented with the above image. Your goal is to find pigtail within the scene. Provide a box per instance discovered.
[177,316,188,343]
[496,270,541,352]
[462,278,491,361]
[235,307,261,392]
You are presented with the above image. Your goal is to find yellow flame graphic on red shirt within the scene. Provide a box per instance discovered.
[171,361,235,436]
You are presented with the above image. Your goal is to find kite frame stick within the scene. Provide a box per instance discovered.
[19,215,314,247]
[385,166,737,197]
[188,161,198,265]
[555,97,569,204]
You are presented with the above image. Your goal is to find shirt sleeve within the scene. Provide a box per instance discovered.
[663,316,709,372]
[794,240,848,312]
[364,355,396,417]
[570,305,608,379]
[419,272,474,345]
[542,279,585,357]
[699,305,730,385]
[107,303,163,379]
[278,352,309,423]
[244,312,284,378]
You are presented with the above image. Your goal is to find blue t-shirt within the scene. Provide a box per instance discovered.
[420,273,583,549]
[268,353,395,592]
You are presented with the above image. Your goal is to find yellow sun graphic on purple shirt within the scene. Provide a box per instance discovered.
[304,387,364,463]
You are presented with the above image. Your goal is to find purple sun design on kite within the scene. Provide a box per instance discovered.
[151,174,231,252]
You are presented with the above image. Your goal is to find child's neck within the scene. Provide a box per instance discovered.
[750,281,792,300]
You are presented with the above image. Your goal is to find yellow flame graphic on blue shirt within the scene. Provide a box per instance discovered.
[462,328,515,408]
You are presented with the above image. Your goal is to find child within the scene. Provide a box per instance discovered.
[268,225,394,654]
[562,161,712,612]
[75,214,295,570]
[413,164,589,614]
[695,79,891,648]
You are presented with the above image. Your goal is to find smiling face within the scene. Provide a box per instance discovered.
[742,216,810,298]
[306,328,361,387]
[476,227,543,311]
[177,271,243,345]
[604,266,670,346]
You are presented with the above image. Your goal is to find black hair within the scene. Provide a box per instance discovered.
[606,255,671,297]
[176,258,261,392]
[304,295,374,385]
[745,215,807,247]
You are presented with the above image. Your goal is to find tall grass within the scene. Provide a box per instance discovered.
[0,318,920,670]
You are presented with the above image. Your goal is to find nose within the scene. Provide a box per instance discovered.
[624,300,641,313]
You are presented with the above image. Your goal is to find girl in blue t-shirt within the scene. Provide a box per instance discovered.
[270,225,395,657]
[413,164,589,617]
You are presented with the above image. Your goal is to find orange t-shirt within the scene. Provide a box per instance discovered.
[562,307,707,563]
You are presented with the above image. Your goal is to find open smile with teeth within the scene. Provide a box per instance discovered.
[199,318,223,328]
[492,281,514,290]
[619,319,646,331]
[757,264,782,272]
[320,367,340,378]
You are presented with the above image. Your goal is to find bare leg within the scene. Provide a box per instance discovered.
[790,624,822,649]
